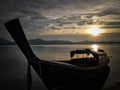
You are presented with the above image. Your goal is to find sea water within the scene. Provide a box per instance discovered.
[0,44,120,90]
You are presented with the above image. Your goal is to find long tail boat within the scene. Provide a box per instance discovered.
[4,18,110,90]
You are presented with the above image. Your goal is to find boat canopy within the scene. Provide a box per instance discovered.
[70,49,106,60]
[70,49,91,58]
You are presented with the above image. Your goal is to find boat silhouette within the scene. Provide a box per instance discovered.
[4,18,110,90]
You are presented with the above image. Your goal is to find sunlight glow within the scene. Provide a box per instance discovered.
[91,44,99,51]
[87,25,104,36]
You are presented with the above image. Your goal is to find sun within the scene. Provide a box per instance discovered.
[87,25,104,36]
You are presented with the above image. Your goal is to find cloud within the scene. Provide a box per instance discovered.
[100,21,120,29]
[106,22,120,26]
[50,26,61,30]
[0,0,120,41]
[98,9,120,17]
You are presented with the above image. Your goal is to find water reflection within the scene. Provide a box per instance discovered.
[91,44,99,51]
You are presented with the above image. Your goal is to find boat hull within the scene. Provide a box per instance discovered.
[37,60,110,90]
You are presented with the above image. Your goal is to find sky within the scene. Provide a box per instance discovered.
[0,0,120,41]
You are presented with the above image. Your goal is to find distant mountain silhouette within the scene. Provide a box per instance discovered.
[0,38,120,45]
[28,38,120,45]
[76,40,120,44]
[0,38,14,45]
[28,39,73,45]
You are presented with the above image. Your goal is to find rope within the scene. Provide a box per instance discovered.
[38,60,43,79]
[27,57,43,90]
[27,62,32,90]
[27,57,37,90]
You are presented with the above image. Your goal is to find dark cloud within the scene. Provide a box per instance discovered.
[98,10,120,17]
[101,25,120,29]
[101,21,120,29]
[30,16,47,20]
[0,0,120,41]
[100,33,120,37]
[50,26,61,30]
[62,27,76,29]
[106,22,120,26]
[77,21,86,25]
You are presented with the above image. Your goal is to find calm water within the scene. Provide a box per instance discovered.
[0,44,120,90]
